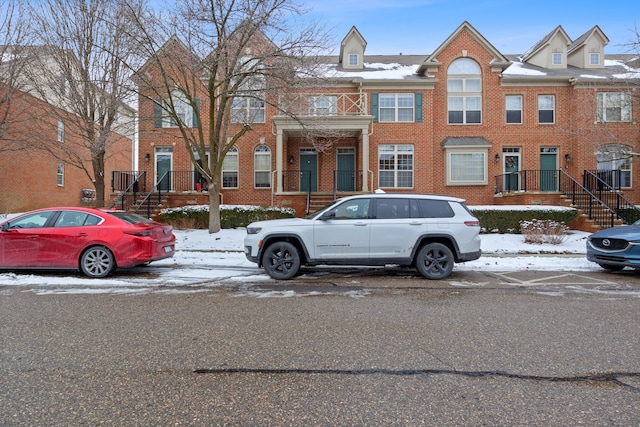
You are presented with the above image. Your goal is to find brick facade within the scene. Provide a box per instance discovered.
[135,22,640,216]
[0,83,133,212]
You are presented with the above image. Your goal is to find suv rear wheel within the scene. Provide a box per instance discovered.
[262,241,301,280]
[415,242,454,280]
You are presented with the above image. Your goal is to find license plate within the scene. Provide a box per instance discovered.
[164,246,173,253]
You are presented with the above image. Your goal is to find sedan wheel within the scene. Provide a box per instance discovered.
[262,241,300,280]
[415,242,454,280]
[80,246,115,278]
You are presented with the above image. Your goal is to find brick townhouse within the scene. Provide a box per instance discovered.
[132,21,640,222]
[0,47,134,213]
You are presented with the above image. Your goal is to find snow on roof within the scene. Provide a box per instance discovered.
[502,61,548,76]
[320,62,420,80]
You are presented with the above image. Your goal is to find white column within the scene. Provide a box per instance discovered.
[276,129,284,193]
[361,128,369,192]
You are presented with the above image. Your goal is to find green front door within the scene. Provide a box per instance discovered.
[504,154,520,191]
[300,153,317,192]
[337,151,355,192]
[540,151,557,191]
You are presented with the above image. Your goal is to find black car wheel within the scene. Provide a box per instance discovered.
[80,246,115,278]
[262,241,301,280]
[415,242,454,280]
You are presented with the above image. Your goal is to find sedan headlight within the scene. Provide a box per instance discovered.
[246,227,262,235]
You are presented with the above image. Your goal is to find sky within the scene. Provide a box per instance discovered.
[302,0,640,55]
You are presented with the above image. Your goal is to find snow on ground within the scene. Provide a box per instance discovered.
[0,228,598,289]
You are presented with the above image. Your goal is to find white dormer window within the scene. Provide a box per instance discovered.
[349,54,359,66]
[590,52,600,65]
[552,52,562,65]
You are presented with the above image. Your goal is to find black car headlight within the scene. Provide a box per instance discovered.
[246,227,262,235]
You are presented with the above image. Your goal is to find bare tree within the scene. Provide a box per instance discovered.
[25,0,141,206]
[128,0,332,233]
[0,0,32,152]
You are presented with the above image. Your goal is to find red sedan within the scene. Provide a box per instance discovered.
[0,207,176,278]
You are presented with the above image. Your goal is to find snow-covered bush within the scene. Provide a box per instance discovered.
[520,219,569,245]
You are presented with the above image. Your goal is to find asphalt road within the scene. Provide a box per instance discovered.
[1,269,639,425]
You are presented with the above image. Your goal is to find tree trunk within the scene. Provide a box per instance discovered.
[208,180,221,233]
[92,153,106,208]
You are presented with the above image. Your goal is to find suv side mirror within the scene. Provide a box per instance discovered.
[320,210,336,221]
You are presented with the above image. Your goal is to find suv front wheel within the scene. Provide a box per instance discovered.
[415,242,454,280]
[262,241,301,280]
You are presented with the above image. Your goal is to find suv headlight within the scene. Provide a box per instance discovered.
[246,227,262,235]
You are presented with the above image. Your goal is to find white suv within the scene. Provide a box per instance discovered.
[244,194,481,280]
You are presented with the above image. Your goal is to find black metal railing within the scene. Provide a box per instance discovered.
[134,171,170,219]
[495,169,639,229]
[558,170,618,229]
[582,170,640,225]
[584,169,623,192]
[110,171,146,211]
[495,170,560,194]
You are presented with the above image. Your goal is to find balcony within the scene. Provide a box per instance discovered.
[277,93,368,118]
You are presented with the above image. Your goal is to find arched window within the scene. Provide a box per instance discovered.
[597,144,632,188]
[254,145,271,188]
[447,58,481,124]
[222,146,239,188]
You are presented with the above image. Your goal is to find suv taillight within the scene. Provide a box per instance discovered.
[464,221,480,227]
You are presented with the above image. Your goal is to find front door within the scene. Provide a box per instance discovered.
[503,148,520,191]
[337,148,355,192]
[155,147,173,191]
[300,150,317,192]
[540,148,558,191]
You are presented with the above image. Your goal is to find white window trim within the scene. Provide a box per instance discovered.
[57,120,64,142]
[505,95,523,124]
[597,92,632,122]
[162,93,194,128]
[378,93,415,123]
[222,146,239,189]
[378,144,414,188]
[309,95,338,116]
[445,147,488,186]
[538,95,555,124]
[57,163,64,186]
[254,145,271,189]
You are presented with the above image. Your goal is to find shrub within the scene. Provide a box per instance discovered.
[158,205,296,229]
[520,219,569,245]
[470,207,578,234]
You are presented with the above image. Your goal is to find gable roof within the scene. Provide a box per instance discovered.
[417,21,511,75]
[568,25,609,54]
[134,35,198,80]
[339,26,367,64]
[521,25,571,62]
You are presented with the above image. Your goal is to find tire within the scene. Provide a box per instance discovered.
[415,242,454,280]
[80,246,115,278]
[262,241,301,280]
[600,264,624,272]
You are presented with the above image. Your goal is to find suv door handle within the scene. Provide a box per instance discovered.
[354,222,368,226]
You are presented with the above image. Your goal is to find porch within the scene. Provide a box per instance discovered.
[495,169,640,230]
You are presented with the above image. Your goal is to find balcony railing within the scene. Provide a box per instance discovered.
[278,93,368,117]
